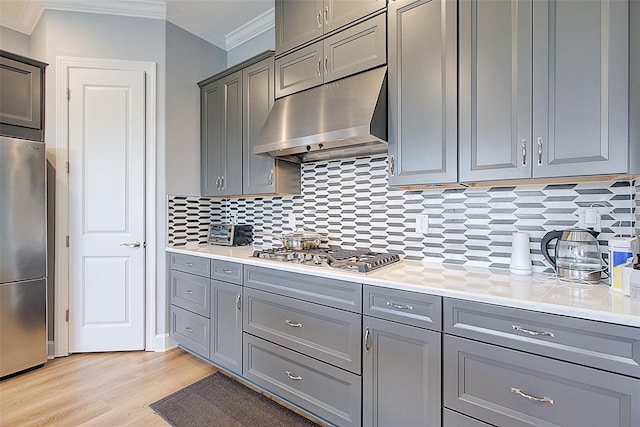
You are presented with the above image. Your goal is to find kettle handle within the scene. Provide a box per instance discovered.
[540,230,563,269]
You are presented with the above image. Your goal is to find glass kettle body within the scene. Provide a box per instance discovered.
[541,228,604,282]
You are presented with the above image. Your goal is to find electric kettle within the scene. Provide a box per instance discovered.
[541,228,604,282]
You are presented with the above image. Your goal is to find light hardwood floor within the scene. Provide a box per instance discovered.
[0,348,217,426]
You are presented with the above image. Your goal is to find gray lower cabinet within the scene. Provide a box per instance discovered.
[275,13,386,98]
[0,51,46,142]
[387,0,458,187]
[362,316,441,427]
[209,279,242,375]
[459,0,630,182]
[444,335,640,427]
[199,52,300,197]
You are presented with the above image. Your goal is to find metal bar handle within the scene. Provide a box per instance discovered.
[386,301,413,311]
[511,387,554,404]
[222,269,233,274]
[286,371,303,381]
[324,6,328,24]
[324,57,328,75]
[316,10,322,28]
[389,155,395,175]
[219,175,224,190]
[512,325,555,338]
[364,328,371,352]
[185,327,193,332]
[521,139,527,166]
[285,320,302,328]
[317,59,321,77]
[185,262,194,266]
[185,289,194,295]
[268,169,274,185]
[236,294,241,311]
[537,137,543,165]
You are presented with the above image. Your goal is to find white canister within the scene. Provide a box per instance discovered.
[608,236,636,291]
[510,232,533,275]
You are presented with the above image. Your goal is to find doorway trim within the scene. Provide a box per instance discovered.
[54,56,158,356]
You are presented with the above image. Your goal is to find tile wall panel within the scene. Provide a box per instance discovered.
[168,156,637,273]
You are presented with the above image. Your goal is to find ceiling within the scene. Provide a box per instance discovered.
[0,0,275,51]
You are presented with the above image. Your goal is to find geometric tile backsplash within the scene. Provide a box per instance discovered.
[168,155,639,273]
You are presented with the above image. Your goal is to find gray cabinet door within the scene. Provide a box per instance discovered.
[209,280,242,375]
[388,0,458,187]
[532,0,629,178]
[362,316,441,427]
[200,79,222,196]
[275,0,324,55]
[324,12,386,84]
[218,71,243,196]
[275,42,324,98]
[324,0,386,34]
[242,57,276,195]
[458,0,533,182]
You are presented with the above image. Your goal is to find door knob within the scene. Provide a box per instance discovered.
[120,241,141,248]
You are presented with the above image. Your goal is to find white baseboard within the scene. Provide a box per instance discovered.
[149,333,176,352]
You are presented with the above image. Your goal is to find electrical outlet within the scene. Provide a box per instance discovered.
[288,213,297,230]
[416,214,429,234]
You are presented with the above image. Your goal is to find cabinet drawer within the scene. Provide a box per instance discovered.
[244,287,361,374]
[170,253,210,277]
[444,335,640,427]
[364,285,441,331]
[211,259,242,284]
[243,334,362,427]
[170,270,210,317]
[444,298,640,378]
[170,305,209,358]
[244,266,362,313]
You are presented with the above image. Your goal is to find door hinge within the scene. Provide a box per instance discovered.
[67,88,70,100]
[66,235,69,247]
[65,309,69,322]
[66,161,70,174]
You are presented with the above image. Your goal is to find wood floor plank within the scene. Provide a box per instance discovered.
[0,348,216,427]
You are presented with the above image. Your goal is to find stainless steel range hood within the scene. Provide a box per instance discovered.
[253,66,387,163]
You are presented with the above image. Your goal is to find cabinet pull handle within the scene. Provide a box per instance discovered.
[386,301,413,311]
[236,294,241,311]
[521,139,527,166]
[316,10,322,28]
[185,262,194,266]
[185,327,193,333]
[364,328,371,352]
[219,175,224,190]
[537,137,543,165]
[324,6,328,25]
[222,269,233,274]
[286,371,303,381]
[323,56,328,75]
[316,59,321,77]
[512,325,554,338]
[185,289,194,294]
[389,155,395,175]
[285,320,302,328]
[215,176,221,190]
[511,387,554,404]
[268,169,274,185]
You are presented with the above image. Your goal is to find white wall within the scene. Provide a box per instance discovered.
[227,27,275,67]
[0,26,30,56]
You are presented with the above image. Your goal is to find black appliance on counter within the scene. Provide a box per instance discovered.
[208,223,253,246]
[252,247,401,273]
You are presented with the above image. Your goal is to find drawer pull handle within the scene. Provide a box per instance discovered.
[185,289,194,295]
[285,320,302,328]
[386,301,413,311]
[512,325,555,338]
[236,294,241,311]
[186,262,194,266]
[222,269,233,274]
[364,328,371,352]
[285,371,303,381]
[185,327,193,333]
[511,387,554,405]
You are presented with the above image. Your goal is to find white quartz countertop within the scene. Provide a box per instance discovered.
[166,245,640,327]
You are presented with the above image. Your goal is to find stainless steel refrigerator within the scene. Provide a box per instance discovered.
[0,135,47,378]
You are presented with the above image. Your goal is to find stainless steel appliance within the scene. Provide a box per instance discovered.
[208,223,253,246]
[541,228,604,282]
[252,247,401,273]
[1,136,47,377]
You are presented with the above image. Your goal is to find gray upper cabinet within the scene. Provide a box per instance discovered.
[200,52,300,197]
[275,13,386,98]
[460,0,630,182]
[200,72,243,197]
[242,57,300,195]
[0,51,46,142]
[275,0,385,56]
[387,0,458,187]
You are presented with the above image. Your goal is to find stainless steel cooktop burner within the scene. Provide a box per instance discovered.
[252,247,401,273]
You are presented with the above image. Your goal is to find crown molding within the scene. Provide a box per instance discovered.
[0,1,44,34]
[225,7,274,51]
[165,5,226,50]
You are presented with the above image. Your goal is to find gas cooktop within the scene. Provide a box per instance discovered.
[251,247,401,273]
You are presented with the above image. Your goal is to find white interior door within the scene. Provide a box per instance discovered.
[68,68,146,352]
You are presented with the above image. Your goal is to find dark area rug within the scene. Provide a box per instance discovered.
[150,372,321,427]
